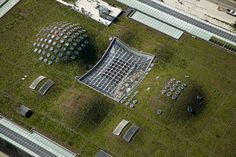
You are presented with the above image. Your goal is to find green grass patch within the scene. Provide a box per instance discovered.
[0,0,236,156]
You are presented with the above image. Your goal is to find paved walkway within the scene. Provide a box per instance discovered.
[208,0,236,9]
[0,151,10,157]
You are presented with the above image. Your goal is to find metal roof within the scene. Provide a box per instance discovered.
[117,0,236,46]
[130,11,183,39]
[0,0,8,7]
[0,0,20,19]
[0,116,78,157]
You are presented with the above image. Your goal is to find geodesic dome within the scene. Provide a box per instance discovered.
[33,22,90,65]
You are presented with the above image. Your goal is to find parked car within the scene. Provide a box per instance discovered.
[226,9,236,16]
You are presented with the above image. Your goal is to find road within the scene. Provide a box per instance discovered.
[138,0,236,43]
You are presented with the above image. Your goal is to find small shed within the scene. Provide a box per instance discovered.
[17,105,33,118]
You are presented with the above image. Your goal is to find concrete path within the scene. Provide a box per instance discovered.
[207,0,236,9]
[0,151,10,157]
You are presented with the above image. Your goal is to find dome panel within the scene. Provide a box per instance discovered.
[33,22,90,64]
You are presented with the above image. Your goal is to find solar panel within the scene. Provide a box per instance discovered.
[38,79,55,95]
[96,150,113,157]
[0,124,57,157]
[122,124,139,142]
[130,11,183,39]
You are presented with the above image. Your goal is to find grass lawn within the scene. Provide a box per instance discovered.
[0,0,235,157]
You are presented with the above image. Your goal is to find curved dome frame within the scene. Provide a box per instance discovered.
[33,22,90,65]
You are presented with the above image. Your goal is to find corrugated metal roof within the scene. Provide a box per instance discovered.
[0,116,78,157]
[130,11,183,39]
[0,0,8,7]
[0,0,20,18]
